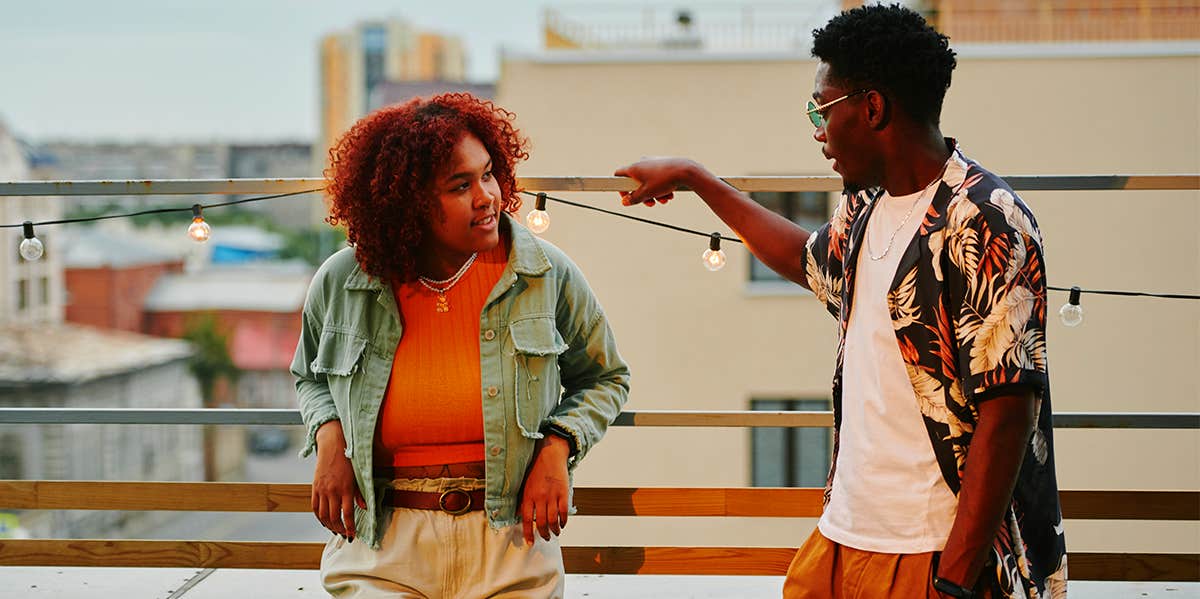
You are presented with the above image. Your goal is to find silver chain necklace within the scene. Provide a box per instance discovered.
[417,252,478,313]
[865,166,946,262]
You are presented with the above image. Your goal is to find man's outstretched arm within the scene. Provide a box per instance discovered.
[616,157,815,288]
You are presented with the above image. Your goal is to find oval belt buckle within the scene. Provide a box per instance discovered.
[438,489,472,515]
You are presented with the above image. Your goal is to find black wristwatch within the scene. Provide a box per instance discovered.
[932,576,976,599]
[540,424,579,457]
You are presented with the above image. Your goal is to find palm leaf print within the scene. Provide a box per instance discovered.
[1030,428,1049,465]
[928,229,946,281]
[979,226,1011,284]
[1004,232,1027,285]
[946,379,973,438]
[905,362,951,423]
[1013,327,1047,372]
[990,188,1043,247]
[928,301,957,379]
[805,245,842,314]
[969,285,1036,374]
[889,265,921,330]
[827,193,855,263]
[947,198,982,284]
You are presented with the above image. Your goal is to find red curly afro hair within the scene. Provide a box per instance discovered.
[325,93,529,283]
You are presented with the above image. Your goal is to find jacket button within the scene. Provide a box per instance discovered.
[486,386,498,397]
[490,446,502,456]
[483,329,496,341]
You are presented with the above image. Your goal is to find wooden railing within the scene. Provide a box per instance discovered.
[0,480,1196,579]
[0,410,1196,580]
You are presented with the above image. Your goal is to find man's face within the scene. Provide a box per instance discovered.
[811,62,877,191]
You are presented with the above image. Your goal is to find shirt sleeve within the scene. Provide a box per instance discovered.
[800,192,854,320]
[291,272,340,458]
[545,254,631,468]
[946,191,1050,401]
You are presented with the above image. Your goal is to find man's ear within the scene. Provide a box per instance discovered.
[866,90,890,130]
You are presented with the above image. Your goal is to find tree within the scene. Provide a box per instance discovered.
[181,313,239,406]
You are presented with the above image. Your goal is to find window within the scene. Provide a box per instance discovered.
[16,280,28,311]
[0,434,21,479]
[748,191,831,282]
[751,398,831,487]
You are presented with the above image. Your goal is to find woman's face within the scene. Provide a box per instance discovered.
[423,133,502,268]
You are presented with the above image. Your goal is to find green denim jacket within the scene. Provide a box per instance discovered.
[291,215,630,548]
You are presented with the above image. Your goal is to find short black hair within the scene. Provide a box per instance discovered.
[811,3,956,125]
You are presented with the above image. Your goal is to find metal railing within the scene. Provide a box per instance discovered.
[2,174,1198,196]
[1,408,1197,429]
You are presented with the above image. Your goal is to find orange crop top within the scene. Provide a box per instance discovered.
[374,238,508,467]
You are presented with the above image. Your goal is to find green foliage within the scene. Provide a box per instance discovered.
[279,226,347,266]
[181,313,240,404]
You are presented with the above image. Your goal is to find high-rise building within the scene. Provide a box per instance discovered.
[317,18,467,172]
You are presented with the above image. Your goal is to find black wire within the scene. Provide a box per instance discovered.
[1047,286,1199,300]
[3,185,1197,301]
[521,190,743,243]
[524,190,1200,302]
[0,188,325,228]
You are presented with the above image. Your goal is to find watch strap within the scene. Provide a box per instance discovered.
[932,575,976,599]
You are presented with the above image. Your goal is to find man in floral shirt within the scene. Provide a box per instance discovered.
[614,4,1066,598]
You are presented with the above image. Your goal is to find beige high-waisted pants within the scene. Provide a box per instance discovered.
[320,477,564,599]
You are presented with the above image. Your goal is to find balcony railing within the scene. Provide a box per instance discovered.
[1,175,1198,584]
[0,408,1197,579]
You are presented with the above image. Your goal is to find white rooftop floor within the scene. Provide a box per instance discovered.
[0,569,1196,598]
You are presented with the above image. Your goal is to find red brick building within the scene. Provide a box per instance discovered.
[63,228,184,332]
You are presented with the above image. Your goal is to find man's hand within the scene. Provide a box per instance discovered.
[311,420,366,541]
[519,434,571,545]
[614,157,702,207]
[937,389,1035,593]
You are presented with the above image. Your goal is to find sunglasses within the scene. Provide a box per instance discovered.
[805,89,870,128]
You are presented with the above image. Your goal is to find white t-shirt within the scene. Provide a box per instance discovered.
[817,184,959,554]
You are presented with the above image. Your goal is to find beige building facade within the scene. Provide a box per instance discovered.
[495,44,1200,554]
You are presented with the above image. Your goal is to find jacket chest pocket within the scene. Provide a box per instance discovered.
[310,330,369,411]
[508,316,568,438]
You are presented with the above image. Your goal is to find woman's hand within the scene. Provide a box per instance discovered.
[311,420,366,541]
[519,434,571,545]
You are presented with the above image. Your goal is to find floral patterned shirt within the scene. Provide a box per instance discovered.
[801,140,1068,598]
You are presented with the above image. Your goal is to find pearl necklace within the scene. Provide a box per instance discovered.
[417,252,478,313]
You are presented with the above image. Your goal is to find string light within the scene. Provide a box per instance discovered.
[1059,286,1084,327]
[186,204,211,243]
[526,192,550,234]
[702,232,727,271]
[19,221,44,261]
[0,185,1196,305]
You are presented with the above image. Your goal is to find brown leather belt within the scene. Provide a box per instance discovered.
[383,488,485,515]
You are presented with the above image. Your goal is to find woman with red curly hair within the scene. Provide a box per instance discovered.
[291,93,630,597]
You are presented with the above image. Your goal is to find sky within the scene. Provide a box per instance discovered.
[0,0,589,142]
[2,0,834,144]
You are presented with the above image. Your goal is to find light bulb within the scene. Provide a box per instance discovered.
[526,192,550,234]
[187,205,211,243]
[1058,286,1083,327]
[19,221,44,261]
[702,232,727,271]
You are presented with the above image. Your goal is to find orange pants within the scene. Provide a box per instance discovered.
[783,528,992,599]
